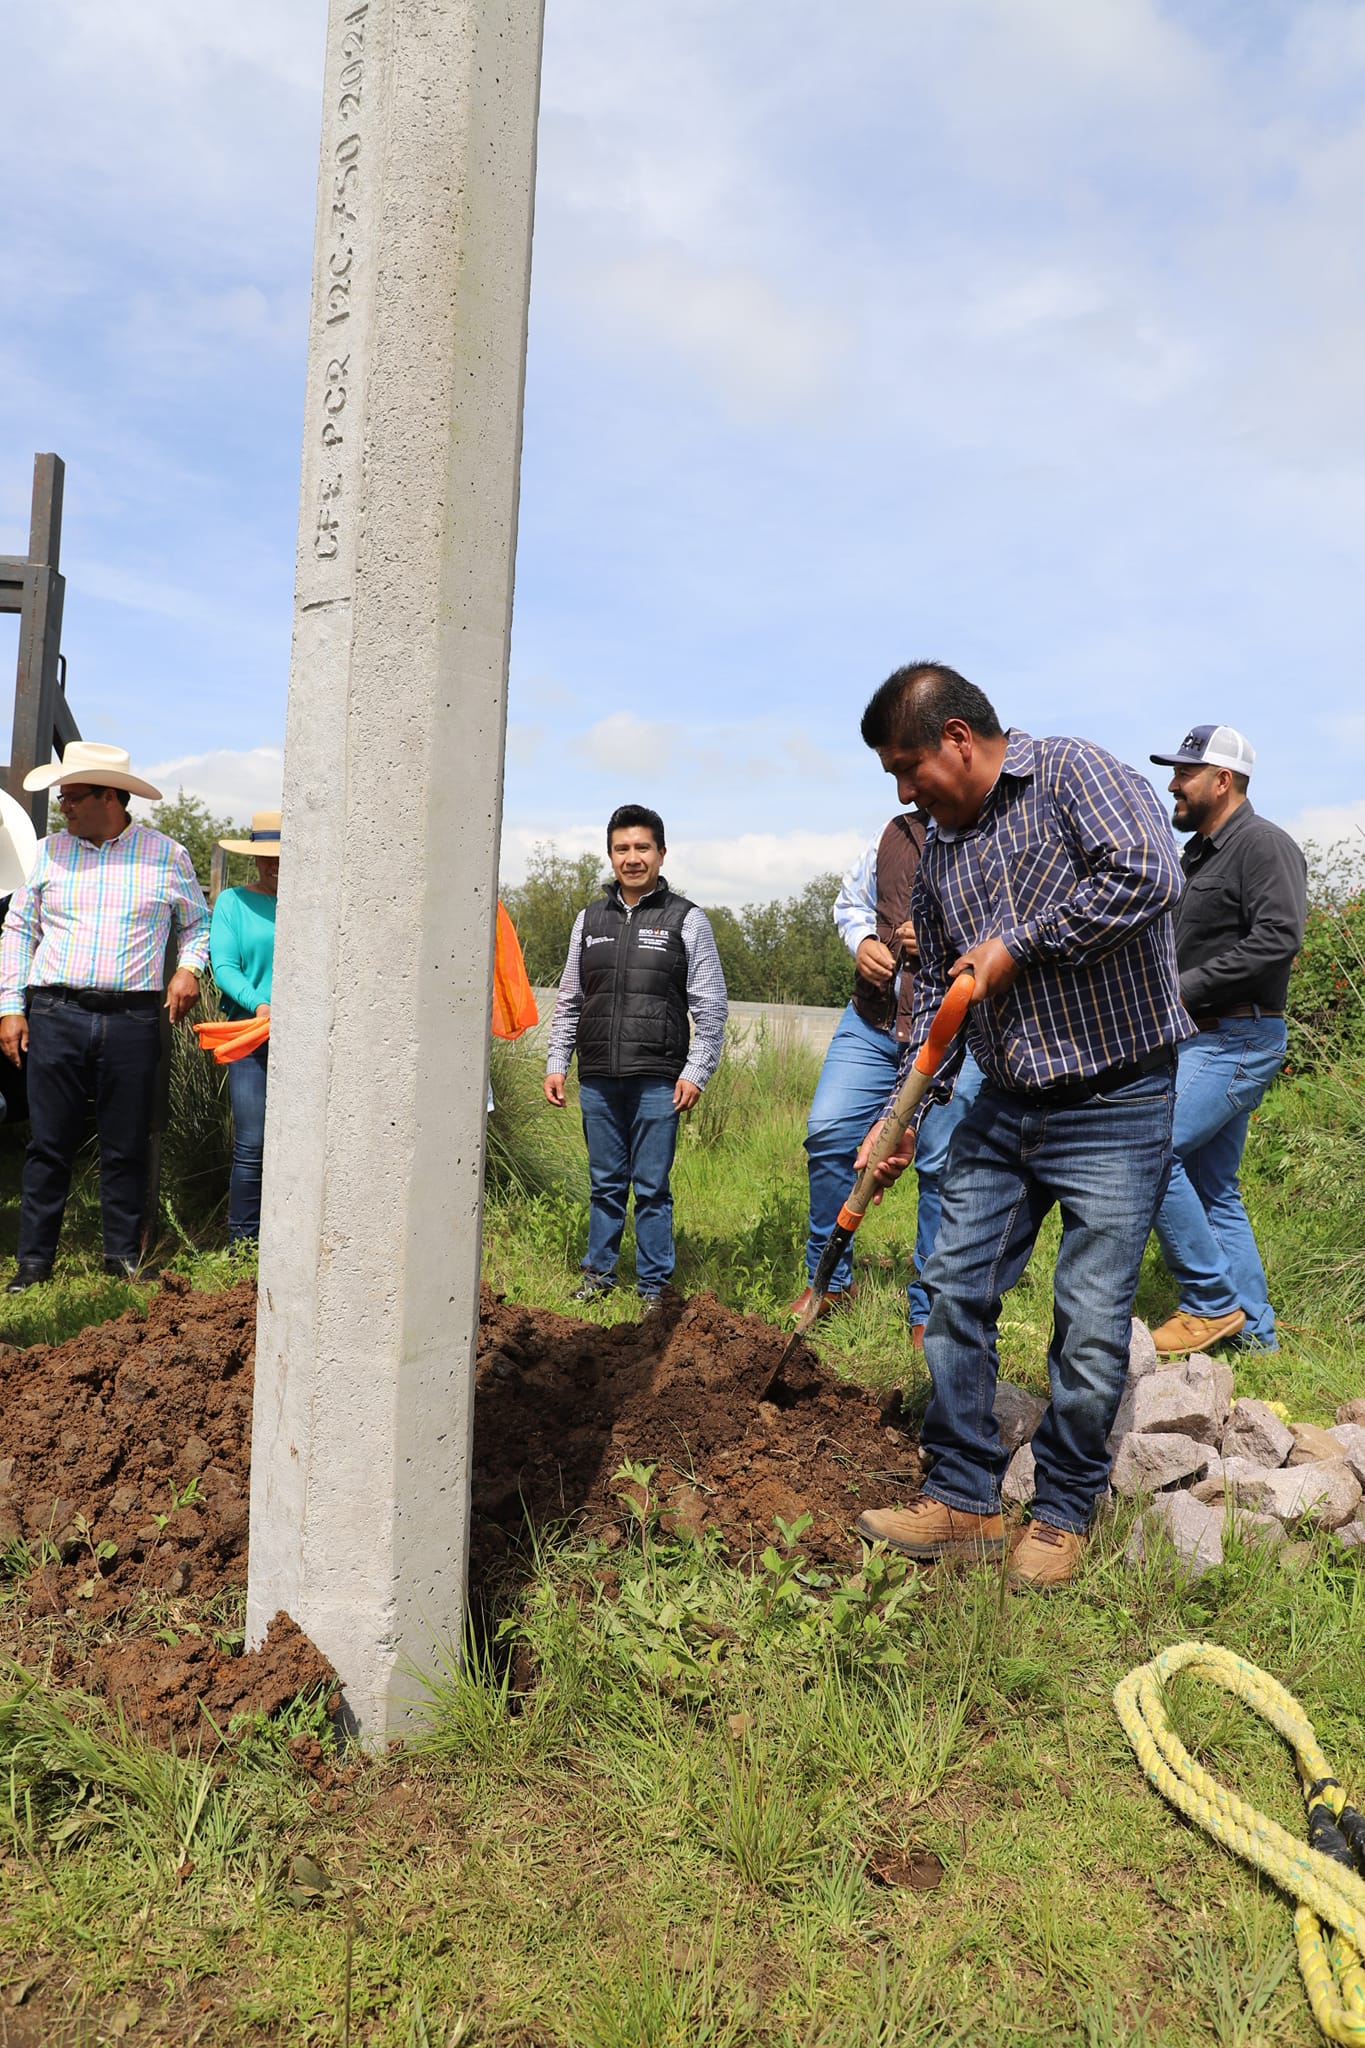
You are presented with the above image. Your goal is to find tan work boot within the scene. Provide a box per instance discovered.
[1007,1520,1085,1591]
[787,1284,857,1323]
[855,1495,1005,1561]
[1150,1307,1246,1357]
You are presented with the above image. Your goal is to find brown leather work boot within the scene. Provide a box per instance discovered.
[855,1495,1005,1561]
[1150,1307,1246,1358]
[787,1284,857,1323]
[1007,1520,1085,1591]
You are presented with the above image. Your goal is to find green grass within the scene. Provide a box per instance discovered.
[3,1025,1365,2041]
[3,1515,1363,2043]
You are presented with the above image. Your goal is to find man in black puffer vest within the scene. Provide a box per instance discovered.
[544,804,728,1306]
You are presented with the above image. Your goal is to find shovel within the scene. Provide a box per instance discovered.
[758,967,976,1400]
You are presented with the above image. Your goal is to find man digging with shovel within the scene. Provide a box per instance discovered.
[847,665,1191,1590]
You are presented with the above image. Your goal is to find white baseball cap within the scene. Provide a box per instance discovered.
[1150,724,1255,776]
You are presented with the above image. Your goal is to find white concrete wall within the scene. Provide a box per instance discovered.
[247,0,545,1738]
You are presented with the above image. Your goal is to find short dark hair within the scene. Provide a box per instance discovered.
[113,788,131,808]
[860,662,1004,752]
[606,803,666,851]
[1231,771,1250,796]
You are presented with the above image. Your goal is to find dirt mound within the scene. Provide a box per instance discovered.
[472,1286,919,1579]
[0,1274,256,1614]
[0,1278,914,1735]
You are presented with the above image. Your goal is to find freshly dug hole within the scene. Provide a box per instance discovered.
[0,1277,915,1735]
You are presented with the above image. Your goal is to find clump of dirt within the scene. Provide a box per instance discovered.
[0,1274,255,1615]
[0,1275,335,1743]
[472,1286,920,1580]
[0,1277,916,1736]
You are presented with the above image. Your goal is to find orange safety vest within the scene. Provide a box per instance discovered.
[491,902,538,1040]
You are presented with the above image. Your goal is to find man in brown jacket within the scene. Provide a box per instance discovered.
[789,812,982,1341]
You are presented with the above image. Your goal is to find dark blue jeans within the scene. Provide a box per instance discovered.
[920,1065,1174,1533]
[19,991,163,1267]
[578,1076,681,1290]
[227,1042,269,1244]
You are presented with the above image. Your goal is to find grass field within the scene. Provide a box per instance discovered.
[2,1030,1364,2045]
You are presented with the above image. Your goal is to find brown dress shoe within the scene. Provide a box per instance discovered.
[1007,1520,1084,1591]
[787,1284,857,1323]
[855,1495,1005,1560]
[1150,1307,1246,1358]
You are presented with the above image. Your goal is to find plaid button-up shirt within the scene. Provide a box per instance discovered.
[0,823,211,1014]
[898,730,1193,1097]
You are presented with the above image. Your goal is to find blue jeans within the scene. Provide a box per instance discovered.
[920,1066,1174,1533]
[227,1043,269,1244]
[19,991,162,1266]
[1152,1018,1286,1348]
[803,1002,983,1319]
[579,1076,681,1290]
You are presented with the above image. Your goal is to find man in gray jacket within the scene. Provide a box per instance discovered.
[1147,725,1307,1358]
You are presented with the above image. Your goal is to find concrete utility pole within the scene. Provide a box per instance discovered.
[247,0,545,1736]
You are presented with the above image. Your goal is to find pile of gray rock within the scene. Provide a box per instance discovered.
[994,1319,1365,1579]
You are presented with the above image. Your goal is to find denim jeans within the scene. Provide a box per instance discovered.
[803,1001,983,1319]
[19,991,163,1266]
[1152,1017,1286,1348]
[920,1065,1174,1533]
[579,1076,681,1289]
[226,1042,269,1244]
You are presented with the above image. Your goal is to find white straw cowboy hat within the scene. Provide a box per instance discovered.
[217,810,283,857]
[23,741,162,802]
[0,788,39,896]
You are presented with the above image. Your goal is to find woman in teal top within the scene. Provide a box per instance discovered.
[210,812,280,1244]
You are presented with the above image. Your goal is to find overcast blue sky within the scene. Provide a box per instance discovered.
[3,0,1363,903]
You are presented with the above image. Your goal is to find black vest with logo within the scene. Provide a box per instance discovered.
[575,879,694,1080]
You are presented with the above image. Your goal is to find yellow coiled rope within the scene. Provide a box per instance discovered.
[1114,1643,1365,2045]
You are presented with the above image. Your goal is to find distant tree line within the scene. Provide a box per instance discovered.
[500,843,855,1008]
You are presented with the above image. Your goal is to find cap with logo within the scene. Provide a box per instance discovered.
[1149,724,1255,776]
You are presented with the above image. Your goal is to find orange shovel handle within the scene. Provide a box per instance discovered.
[834,969,976,1232]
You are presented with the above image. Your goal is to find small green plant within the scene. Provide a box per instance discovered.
[153,1474,203,1532]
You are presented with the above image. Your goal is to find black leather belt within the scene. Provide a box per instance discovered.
[1192,1005,1284,1032]
[1007,1043,1175,1109]
[34,985,162,1014]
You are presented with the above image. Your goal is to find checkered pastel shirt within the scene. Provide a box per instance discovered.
[0,823,211,1014]
[898,730,1194,1097]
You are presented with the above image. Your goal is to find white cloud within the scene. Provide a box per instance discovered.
[569,714,852,791]
[498,821,861,910]
[579,251,851,416]
[142,745,283,821]
[1287,802,1365,857]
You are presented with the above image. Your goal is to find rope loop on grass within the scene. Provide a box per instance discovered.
[1114,1642,1365,2044]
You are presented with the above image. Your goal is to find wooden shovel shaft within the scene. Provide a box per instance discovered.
[835,966,976,1231]
[763,969,976,1387]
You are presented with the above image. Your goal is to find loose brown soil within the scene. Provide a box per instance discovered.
[472,1285,918,1584]
[0,1277,914,1737]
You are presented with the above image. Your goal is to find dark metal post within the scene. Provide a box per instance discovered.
[2,454,76,822]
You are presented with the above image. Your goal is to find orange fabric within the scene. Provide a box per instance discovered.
[214,1020,270,1064]
[192,1016,270,1063]
[491,902,538,1040]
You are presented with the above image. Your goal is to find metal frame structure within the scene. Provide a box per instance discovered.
[1,454,81,826]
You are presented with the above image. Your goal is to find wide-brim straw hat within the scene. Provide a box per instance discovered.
[23,740,162,802]
[217,809,283,857]
[0,788,39,895]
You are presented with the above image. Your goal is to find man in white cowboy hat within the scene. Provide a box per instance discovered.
[0,741,211,1289]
